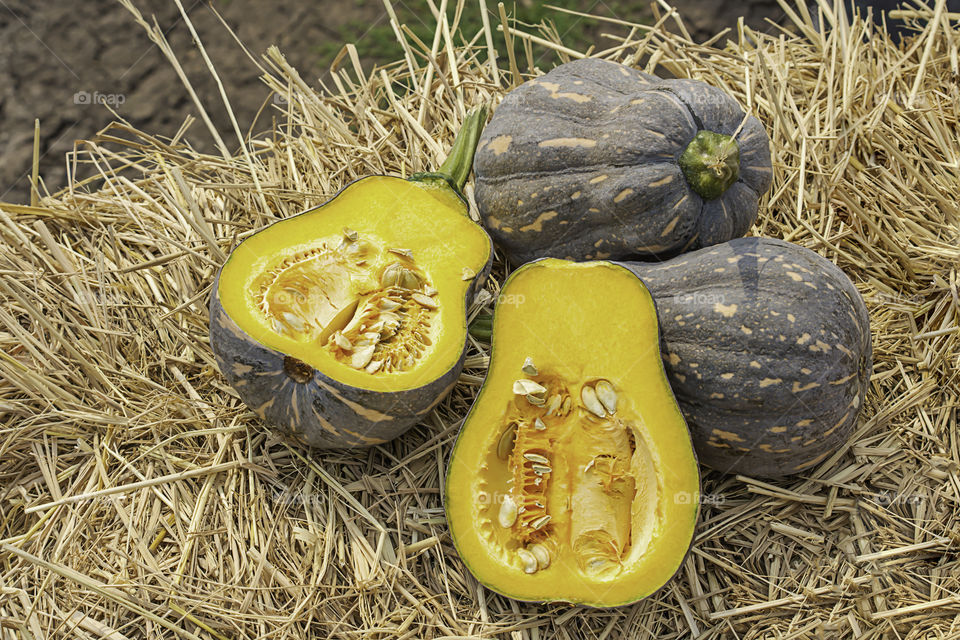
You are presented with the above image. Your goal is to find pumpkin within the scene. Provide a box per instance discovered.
[625,237,872,478]
[473,58,773,264]
[209,108,493,448]
[445,259,700,606]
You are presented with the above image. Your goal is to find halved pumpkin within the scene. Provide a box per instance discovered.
[445,259,699,606]
[210,108,493,447]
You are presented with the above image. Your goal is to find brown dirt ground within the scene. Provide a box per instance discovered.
[0,0,786,203]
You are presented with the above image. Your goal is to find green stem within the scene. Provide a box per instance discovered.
[411,105,488,193]
[678,130,740,201]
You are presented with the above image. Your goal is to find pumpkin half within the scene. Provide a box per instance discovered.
[445,259,699,606]
[625,238,873,478]
[474,58,773,264]
[209,108,493,447]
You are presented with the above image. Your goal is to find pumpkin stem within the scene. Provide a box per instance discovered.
[678,130,740,201]
[411,105,488,193]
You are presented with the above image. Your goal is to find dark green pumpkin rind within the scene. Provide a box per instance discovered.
[624,237,872,478]
[474,58,773,265]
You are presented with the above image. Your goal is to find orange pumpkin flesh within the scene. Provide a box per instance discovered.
[445,259,700,606]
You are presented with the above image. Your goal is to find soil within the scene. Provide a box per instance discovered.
[0,0,787,203]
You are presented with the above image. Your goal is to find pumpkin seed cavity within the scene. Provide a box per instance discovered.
[255,232,439,374]
[487,370,656,577]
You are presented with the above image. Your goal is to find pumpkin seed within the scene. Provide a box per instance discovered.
[521,357,538,376]
[461,266,476,281]
[381,263,403,287]
[333,332,352,350]
[513,379,547,396]
[411,293,438,309]
[351,344,376,369]
[561,396,572,416]
[498,495,518,528]
[379,299,401,312]
[531,464,552,475]
[594,379,618,414]
[517,548,539,574]
[530,544,551,570]
[389,247,413,259]
[523,453,550,465]
[581,385,607,418]
[497,423,518,460]
[544,395,561,416]
[423,286,439,297]
[365,359,383,374]
[526,394,546,406]
[401,269,422,290]
[530,515,551,530]
[534,417,546,430]
[342,227,358,242]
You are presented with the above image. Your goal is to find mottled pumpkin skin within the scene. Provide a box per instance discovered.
[475,58,772,264]
[625,238,872,478]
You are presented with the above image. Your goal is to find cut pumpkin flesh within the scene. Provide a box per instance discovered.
[217,175,492,392]
[445,259,699,606]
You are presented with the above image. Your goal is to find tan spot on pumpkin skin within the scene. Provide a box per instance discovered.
[630,98,645,105]
[721,373,735,380]
[830,373,857,385]
[787,313,796,322]
[588,208,601,213]
[823,410,851,437]
[759,377,782,388]
[571,190,582,199]
[836,344,854,358]
[814,340,832,352]
[712,428,745,442]
[770,426,788,433]
[318,380,395,422]
[486,135,512,155]
[519,210,559,233]
[786,271,803,282]
[613,188,634,203]
[797,333,811,345]
[714,267,726,273]
[534,80,594,103]
[741,325,753,335]
[233,363,253,377]
[796,419,814,427]
[714,302,738,317]
[648,175,674,188]
[674,373,686,383]
[726,256,742,264]
[589,174,608,184]
[801,368,812,375]
[486,215,502,229]
[596,252,610,259]
[255,397,275,419]
[792,381,820,392]
[661,215,681,237]
[749,361,762,368]
[709,392,725,399]
[501,226,514,233]
[667,352,682,366]
[539,137,597,148]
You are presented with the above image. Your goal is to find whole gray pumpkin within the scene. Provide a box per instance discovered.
[474,58,773,264]
[625,237,872,478]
